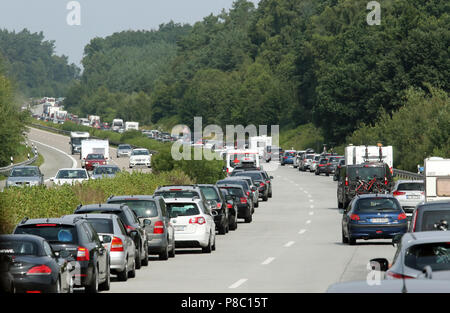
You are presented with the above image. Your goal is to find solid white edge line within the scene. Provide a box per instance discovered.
[229,278,248,289]
[261,257,276,265]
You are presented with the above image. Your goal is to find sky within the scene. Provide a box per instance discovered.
[0,0,259,67]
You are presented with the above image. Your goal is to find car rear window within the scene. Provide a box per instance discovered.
[397,183,424,191]
[355,198,401,213]
[155,191,200,199]
[86,218,113,234]
[93,166,119,175]
[347,166,385,180]
[199,186,220,201]
[233,172,264,181]
[87,154,104,159]
[320,159,328,164]
[0,240,39,256]
[56,170,87,179]
[15,225,78,244]
[166,203,200,217]
[219,187,244,197]
[420,210,450,231]
[218,180,249,191]
[109,200,158,218]
[405,242,450,272]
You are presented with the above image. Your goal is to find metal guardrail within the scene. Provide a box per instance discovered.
[30,123,158,154]
[0,145,38,175]
[393,168,423,180]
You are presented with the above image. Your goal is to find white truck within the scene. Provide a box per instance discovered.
[80,139,110,166]
[70,131,90,155]
[424,157,450,202]
[125,121,139,131]
[88,115,100,126]
[345,145,393,169]
[249,136,272,158]
[112,119,124,132]
[225,149,260,175]
[78,118,90,127]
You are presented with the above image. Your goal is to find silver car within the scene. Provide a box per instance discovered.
[82,214,137,281]
[6,166,44,188]
[116,144,132,158]
[371,231,450,280]
[392,180,425,214]
[91,165,121,180]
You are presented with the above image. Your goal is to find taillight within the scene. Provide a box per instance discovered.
[227,204,233,209]
[126,225,136,231]
[266,180,270,184]
[259,182,265,187]
[384,177,388,185]
[387,271,414,279]
[398,213,407,220]
[153,221,164,234]
[189,217,206,225]
[240,197,247,204]
[246,191,250,196]
[27,265,52,275]
[76,246,90,261]
[26,291,42,293]
[216,203,222,209]
[393,191,406,196]
[345,177,349,186]
[350,214,360,221]
[111,237,124,252]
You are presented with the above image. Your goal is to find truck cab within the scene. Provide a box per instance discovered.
[70,131,90,155]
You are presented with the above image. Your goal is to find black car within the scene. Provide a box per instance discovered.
[224,176,259,208]
[230,170,269,201]
[107,195,176,260]
[409,201,450,232]
[219,188,238,231]
[217,183,253,223]
[260,170,274,198]
[337,162,394,209]
[13,217,110,293]
[333,159,346,181]
[0,234,72,293]
[74,203,149,268]
[198,184,230,235]
[315,157,330,176]
[217,178,255,213]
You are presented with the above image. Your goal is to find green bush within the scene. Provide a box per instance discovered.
[0,170,192,234]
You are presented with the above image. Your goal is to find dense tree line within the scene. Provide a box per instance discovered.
[65,0,449,148]
[0,29,80,97]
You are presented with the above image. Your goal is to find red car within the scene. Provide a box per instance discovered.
[84,153,107,171]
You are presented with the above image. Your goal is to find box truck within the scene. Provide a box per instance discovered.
[425,157,450,202]
[125,121,139,131]
[80,139,110,167]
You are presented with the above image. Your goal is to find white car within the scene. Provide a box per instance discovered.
[309,155,321,172]
[51,168,89,185]
[392,180,425,214]
[165,198,216,253]
[129,148,151,168]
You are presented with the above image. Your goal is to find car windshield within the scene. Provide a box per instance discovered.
[219,187,244,197]
[132,150,149,156]
[56,170,87,179]
[397,182,424,191]
[348,166,385,180]
[199,186,220,201]
[71,138,83,145]
[420,210,450,231]
[15,225,78,244]
[119,145,131,150]
[355,198,401,213]
[87,154,104,160]
[10,168,39,177]
[86,218,113,234]
[109,200,158,218]
[155,190,200,199]
[166,203,200,217]
[93,167,119,175]
[405,243,450,272]
[0,240,39,256]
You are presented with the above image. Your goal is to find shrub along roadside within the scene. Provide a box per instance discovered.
[0,170,192,234]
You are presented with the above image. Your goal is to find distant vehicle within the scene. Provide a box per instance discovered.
[165,198,216,253]
[112,119,124,132]
[264,145,282,163]
[409,201,450,232]
[70,131,90,155]
[293,151,306,169]
[129,148,151,168]
[424,157,450,202]
[6,166,43,188]
[299,153,315,171]
[73,204,149,269]
[154,185,212,211]
[77,214,136,282]
[231,171,269,201]
[14,216,111,293]
[341,194,407,245]
[78,118,90,127]
[91,165,120,180]
[84,153,107,171]
[80,139,109,166]
[88,115,100,127]
[51,168,89,185]
[249,136,272,158]
[345,144,393,173]
[216,182,253,223]
[218,188,238,231]
[391,180,425,213]
[372,231,450,280]
[125,121,139,131]
[281,150,296,166]
[333,159,346,181]
[315,157,330,176]
[309,154,321,172]
[0,234,72,293]
[225,149,260,175]
[107,195,175,260]
[325,156,344,175]
[225,176,259,208]
[116,144,132,158]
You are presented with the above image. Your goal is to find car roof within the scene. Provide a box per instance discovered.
[396,180,424,184]
[0,234,46,243]
[401,231,450,246]
[327,279,450,293]
[11,165,39,169]
[76,203,126,212]
[57,168,86,171]
[217,184,244,189]
[163,198,202,204]
[355,194,395,199]
[108,195,159,201]
[417,201,450,209]
[94,165,119,168]
[64,213,117,220]
[18,215,86,226]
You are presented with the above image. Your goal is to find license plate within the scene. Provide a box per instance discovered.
[174,225,186,231]
[406,195,420,199]
[371,218,389,223]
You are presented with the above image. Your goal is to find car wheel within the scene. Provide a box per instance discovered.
[255,200,259,208]
[128,258,136,278]
[218,221,227,235]
[342,229,349,244]
[142,244,149,266]
[135,247,142,269]
[229,214,238,230]
[212,235,216,251]
[99,263,110,291]
[202,235,212,253]
[349,235,356,245]
[169,241,176,258]
[338,200,343,209]
[244,211,253,223]
[85,266,99,293]
[159,244,169,260]
[263,195,268,202]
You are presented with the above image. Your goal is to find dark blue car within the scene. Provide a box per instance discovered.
[281,150,296,166]
[342,194,407,245]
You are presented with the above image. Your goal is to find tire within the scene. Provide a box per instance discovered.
[342,229,349,244]
[315,171,319,176]
[218,220,227,235]
[244,211,253,223]
[202,235,212,253]
[141,244,149,266]
[349,236,356,245]
[263,195,268,202]
[169,241,176,258]
[117,265,128,281]
[159,244,169,260]
[135,248,142,270]
[229,213,238,231]
[128,258,136,278]
[99,263,110,291]
[254,200,259,208]
[212,235,216,251]
[85,266,99,293]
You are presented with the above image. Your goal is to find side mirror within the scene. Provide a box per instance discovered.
[251,186,257,191]
[270,176,273,180]
[101,235,112,244]
[392,234,403,246]
[57,250,70,259]
[143,219,151,226]
[50,177,55,182]
[370,258,389,272]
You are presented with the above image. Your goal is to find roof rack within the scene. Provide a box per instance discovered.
[20,217,29,224]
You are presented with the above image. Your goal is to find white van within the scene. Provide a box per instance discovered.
[225,149,260,175]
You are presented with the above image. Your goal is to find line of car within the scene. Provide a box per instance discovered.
[0,164,274,293]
